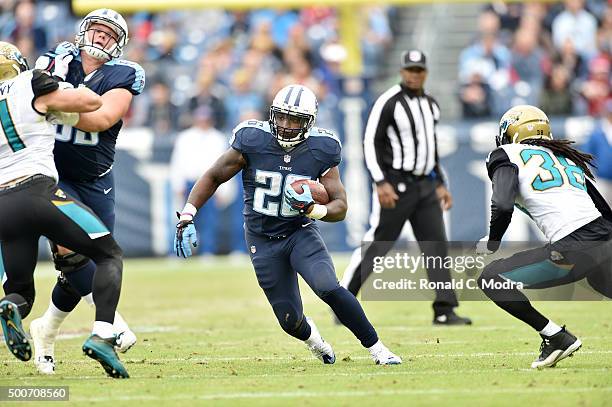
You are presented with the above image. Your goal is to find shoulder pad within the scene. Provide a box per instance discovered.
[103,59,146,95]
[230,120,272,153]
[486,147,514,180]
[308,127,342,168]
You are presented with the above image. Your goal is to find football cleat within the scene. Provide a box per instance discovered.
[305,318,336,364]
[0,300,31,361]
[83,334,129,378]
[531,326,582,369]
[29,317,58,374]
[368,340,402,365]
[433,312,472,326]
[115,329,137,353]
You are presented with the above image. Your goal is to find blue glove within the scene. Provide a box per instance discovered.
[284,183,315,214]
[174,215,198,258]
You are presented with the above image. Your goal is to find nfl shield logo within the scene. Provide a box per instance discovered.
[250,245,257,254]
[284,154,291,163]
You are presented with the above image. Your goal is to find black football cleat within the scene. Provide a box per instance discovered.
[531,326,582,369]
[433,311,472,326]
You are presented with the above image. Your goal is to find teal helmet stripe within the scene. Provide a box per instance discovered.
[56,202,109,237]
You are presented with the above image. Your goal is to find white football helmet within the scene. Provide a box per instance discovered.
[75,8,128,60]
[269,84,317,149]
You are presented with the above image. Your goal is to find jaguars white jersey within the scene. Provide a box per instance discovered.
[489,143,601,242]
[0,70,58,184]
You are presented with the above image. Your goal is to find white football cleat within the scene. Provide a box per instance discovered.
[305,318,335,364]
[368,340,402,365]
[114,329,137,353]
[29,317,58,375]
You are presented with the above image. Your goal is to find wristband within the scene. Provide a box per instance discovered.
[306,204,328,220]
[180,202,197,221]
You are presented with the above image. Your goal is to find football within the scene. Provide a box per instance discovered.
[290,179,329,205]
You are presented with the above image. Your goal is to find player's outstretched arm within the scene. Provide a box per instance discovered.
[186,147,246,211]
[75,88,133,132]
[35,83,102,114]
[316,166,347,222]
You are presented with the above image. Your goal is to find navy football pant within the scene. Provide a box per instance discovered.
[479,217,612,331]
[50,173,116,312]
[0,176,122,323]
[246,225,378,348]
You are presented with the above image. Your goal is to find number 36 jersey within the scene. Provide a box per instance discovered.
[231,120,342,237]
[41,43,145,182]
[487,143,601,242]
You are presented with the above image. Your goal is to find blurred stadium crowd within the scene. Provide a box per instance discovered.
[0,0,395,136]
[459,0,611,119]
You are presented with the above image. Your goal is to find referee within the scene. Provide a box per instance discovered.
[340,49,471,325]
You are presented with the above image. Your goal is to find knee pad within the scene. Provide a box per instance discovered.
[52,249,90,274]
[271,301,303,335]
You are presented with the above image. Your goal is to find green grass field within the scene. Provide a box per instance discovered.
[1,256,611,406]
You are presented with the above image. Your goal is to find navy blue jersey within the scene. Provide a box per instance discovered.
[44,43,145,181]
[231,120,342,237]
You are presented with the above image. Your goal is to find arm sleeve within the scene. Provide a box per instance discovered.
[488,165,519,250]
[363,97,392,183]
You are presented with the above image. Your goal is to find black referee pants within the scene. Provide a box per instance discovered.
[341,176,458,315]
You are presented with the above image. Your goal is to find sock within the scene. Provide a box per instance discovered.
[539,320,562,337]
[92,321,114,339]
[321,287,378,348]
[304,319,322,347]
[112,312,129,333]
[83,293,129,334]
[42,301,70,332]
[64,260,96,296]
[83,293,94,306]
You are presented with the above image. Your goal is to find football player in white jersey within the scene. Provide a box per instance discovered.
[0,42,129,378]
[477,105,612,369]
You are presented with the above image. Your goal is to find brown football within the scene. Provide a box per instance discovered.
[290,179,330,205]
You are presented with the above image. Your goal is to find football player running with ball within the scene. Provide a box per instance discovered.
[175,85,401,365]
[28,8,144,374]
[477,105,612,369]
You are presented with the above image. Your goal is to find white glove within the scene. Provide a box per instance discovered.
[35,52,73,81]
[475,235,495,256]
[46,110,80,127]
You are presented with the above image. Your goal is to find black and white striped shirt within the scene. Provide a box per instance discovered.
[364,83,444,184]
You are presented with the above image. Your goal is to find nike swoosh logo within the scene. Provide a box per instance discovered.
[103,188,112,195]
[302,222,312,228]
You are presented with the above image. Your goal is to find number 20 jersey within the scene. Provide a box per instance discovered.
[487,143,601,242]
[42,43,145,181]
[230,120,342,237]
